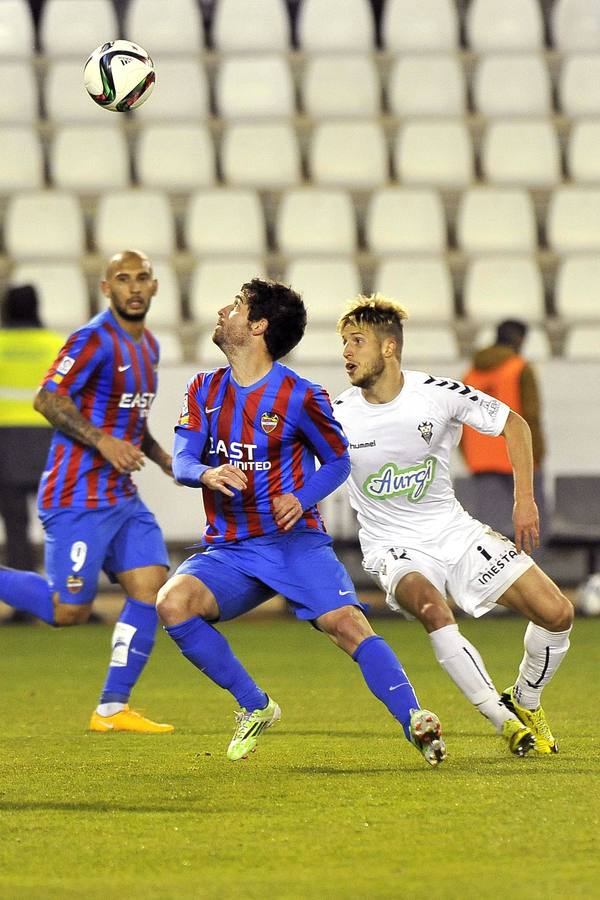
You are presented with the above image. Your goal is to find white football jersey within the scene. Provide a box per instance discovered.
[332,369,510,556]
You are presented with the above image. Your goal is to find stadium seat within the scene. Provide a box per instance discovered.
[481,121,561,188]
[366,188,446,255]
[185,189,265,256]
[401,324,460,364]
[39,0,118,57]
[215,56,295,119]
[277,189,356,255]
[105,259,183,328]
[45,60,109,123]
[189,259,267,325]
[566,121,600,183]
[284,259,361,324]
[0,62,37,122]
[124,0,205,54]
[151,331,185,365]
[547,187,600,252]
[552,0,600,51]
[212,0,290,52]
[136,124,215,191]
[0,0,34,58]
[10,262,90,330]
[473,324,552,362]
[555,256,600,319]
[133,59,209,121]
[394,121,473,188]
[463,256,545,322]
[298,0,375,51]
[302,56,380,119]
[456,187,537,254]
[373,258,454,321]
[559,55,600,116]
[466,0,544,51]
[50,125,130,192]
[382,0,458,52]
[95,190,175,257]
[0,127,43,193]
[5,191,85,259]
[563,325,600,359]
[221,123,301,188]
[388,55,465,117]
[292,328,345,364]
[309,121,388,189]
[473,56,551,117]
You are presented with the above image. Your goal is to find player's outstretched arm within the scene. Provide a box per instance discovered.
[141,429,173,477]
[34,387,145,475]
[502,410,540,554]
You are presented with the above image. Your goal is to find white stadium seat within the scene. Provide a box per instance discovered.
[189,259,267,326]
[552,0,600,51]
[395,121,473,188]
[0,62,37,123]
[5,191,85,259]
[0,0,35,58]
[136,124,215,191]
[152,331,185,365]
[124,0,205,54]
[302,56,380,119]
[388,55,465,117]
[466,0,544,51]
[277,189,356,255]
[401,324,460,364]
[298,0,375,51]
[45,61,109,123]
[221,123,301,188]
[185,189,265,256]
[547,187,600,253]
[95,190,175,258]
[310,121,388,189]
[40,0,118,57]
[559,55,600,116]
[382,0,458,52]
[474,324,552,362]
[50,125,129,192]
[456,188,537,254]
[473,55,551,117]
[133,59,209,122]
[555,256,600,319]
[292,328,345,364]
[567,121,600,183]
[135,260,183,328]
[215,56,295,119]
[564,325,600,359]
[10,263,90,330]
[366,188,446,255]
[463,256,545,322]
[212,0,290,53]
[285,259,361,323]
[481,121,561,188]
[0,127,43,193]
[373,258,454,321]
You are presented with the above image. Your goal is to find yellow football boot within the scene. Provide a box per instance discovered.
[89,705,174,734]
[501,686,558,754]
[501,717,536,756]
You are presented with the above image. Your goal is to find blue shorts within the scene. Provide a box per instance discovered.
[40,496,169,605]
[175,529,361,622]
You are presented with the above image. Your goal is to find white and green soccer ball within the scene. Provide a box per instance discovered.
[84,40,155,112]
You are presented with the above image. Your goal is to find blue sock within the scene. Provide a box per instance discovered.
[100,597,157,704]
[353,635,419,741]
[166,616,267,711]
[0,566,54,625]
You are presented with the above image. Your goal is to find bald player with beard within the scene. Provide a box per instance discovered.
[0,250,175,733]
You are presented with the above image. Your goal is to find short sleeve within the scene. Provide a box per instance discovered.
[41,328,104,398]
[450,383,510,436]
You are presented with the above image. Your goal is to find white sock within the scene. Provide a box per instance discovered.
[514,622,572,710]
[96,702,126,717]
[429,624,512,731]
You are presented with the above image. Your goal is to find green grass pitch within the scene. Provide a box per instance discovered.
[0,616,599,899]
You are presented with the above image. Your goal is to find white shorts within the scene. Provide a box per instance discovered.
[362,520,534,619]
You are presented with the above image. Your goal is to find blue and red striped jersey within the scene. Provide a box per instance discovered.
[176,362,349,544]
[37,308,159,510]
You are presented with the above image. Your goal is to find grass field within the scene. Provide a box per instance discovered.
[0,615,598,899]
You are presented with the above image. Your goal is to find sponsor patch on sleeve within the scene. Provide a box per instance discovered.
[57,355,76,376]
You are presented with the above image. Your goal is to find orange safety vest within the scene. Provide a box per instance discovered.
[461,355,525,474]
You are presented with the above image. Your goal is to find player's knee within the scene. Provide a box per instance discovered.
[417,596,454,631]
[156,581,205,625]
[322,605,373,650]
[546,590,574,631]
[53,603,91,627]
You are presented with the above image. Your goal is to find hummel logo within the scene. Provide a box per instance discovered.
[338,590,353,596]
[118,365,131,372]
[205,405,221,414]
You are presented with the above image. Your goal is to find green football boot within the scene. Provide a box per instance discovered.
[501,686,558,754]
[409,709,447,767]
[227,696,281,761]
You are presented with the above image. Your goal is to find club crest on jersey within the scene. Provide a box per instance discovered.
[260,411,279,434]
[363,456,437,502]
[66,575,84,594]
[418,421,433,445]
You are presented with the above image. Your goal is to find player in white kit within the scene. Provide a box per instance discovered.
[333,295,573,756]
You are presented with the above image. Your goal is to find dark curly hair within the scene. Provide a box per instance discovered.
[242,278,307,360]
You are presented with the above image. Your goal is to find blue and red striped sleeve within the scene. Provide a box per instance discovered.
[173,373,210,487]
[293,384,351,509]
[41,328,104,397]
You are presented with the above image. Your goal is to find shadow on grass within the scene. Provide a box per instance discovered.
[0,800,200,813]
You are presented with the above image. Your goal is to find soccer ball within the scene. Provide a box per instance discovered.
[83,40,155,112]
[577,573,600,616]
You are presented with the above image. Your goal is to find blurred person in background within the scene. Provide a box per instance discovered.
[461,319,547,543]
[0,285,63,622]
